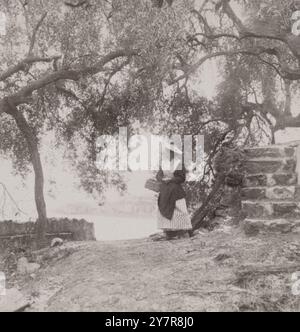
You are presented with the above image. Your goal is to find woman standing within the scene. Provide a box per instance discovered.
[156,169,192,240]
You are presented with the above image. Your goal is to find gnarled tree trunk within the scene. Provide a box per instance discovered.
[5,99,47,248]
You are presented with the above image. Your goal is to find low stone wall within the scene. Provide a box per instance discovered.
[0,218,96,251]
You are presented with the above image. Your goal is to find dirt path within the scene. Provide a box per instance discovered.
[19,227,300,312]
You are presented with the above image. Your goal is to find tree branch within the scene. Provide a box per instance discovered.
[28,13,47,55]
[95,59,130,110]
[189,32,241,41]
[0,49,138,113]
[0,56,61,82]
[220,0,288,43]
[219,0,300,63]
[172,46,300,85]
[171,48,283,84]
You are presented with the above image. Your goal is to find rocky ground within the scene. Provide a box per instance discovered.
[1,225,300,312]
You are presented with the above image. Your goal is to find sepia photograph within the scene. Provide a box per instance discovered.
[1,0,300,315]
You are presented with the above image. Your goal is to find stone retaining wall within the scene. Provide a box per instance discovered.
[241,141,300,234]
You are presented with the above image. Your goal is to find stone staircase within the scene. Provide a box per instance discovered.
[241,143,300,233]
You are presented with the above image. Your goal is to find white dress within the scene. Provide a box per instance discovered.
[157,198,192,231]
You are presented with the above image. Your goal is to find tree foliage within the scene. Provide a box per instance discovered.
[1,0,300,240]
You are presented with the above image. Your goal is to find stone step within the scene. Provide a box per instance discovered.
[242,201,300,219]
[243,173,298,187]
[243,219,300,234]
[244,158,296,174]
[244,146,296,159]
[242,186,300,201]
